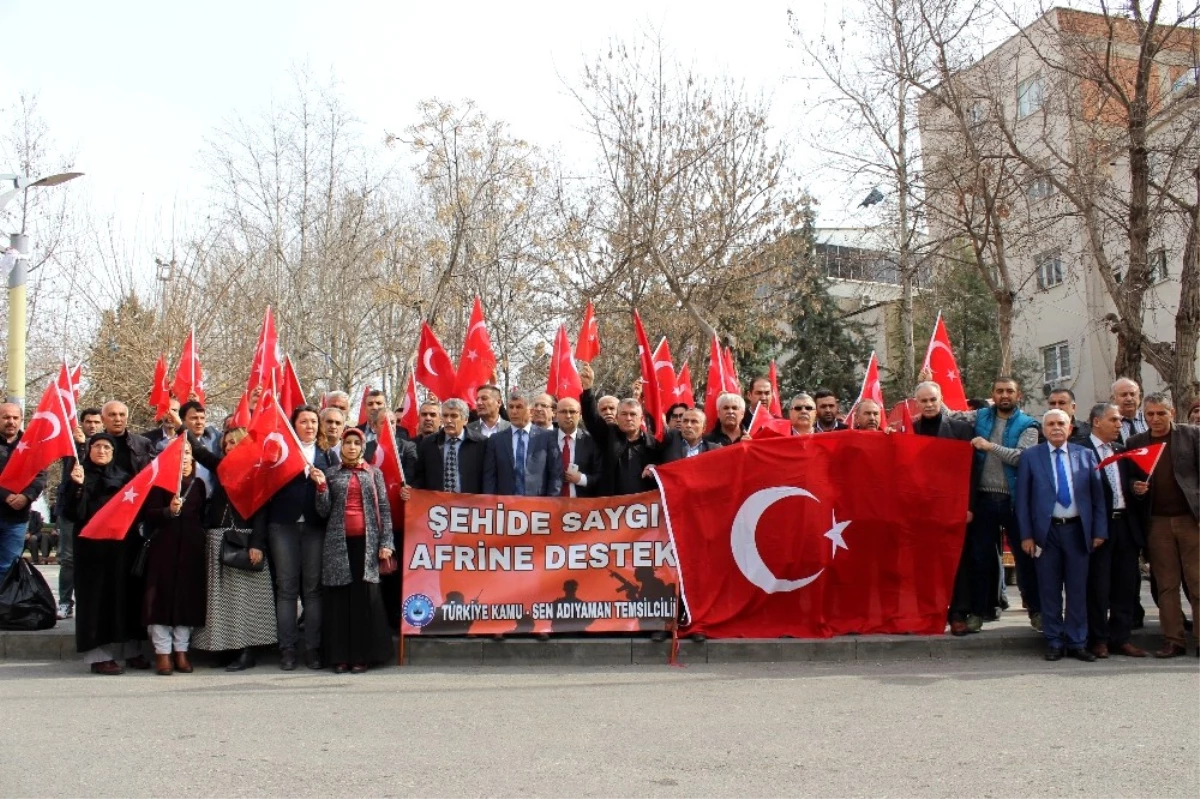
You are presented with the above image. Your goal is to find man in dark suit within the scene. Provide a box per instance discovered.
[1015,409,1107,662]
[554,397,602,498]
[578,363,660,496]
[413,399,485,494]
[483,390,561,496]
[912,381,977,635]
[1084,403,1147,657]
[661,409,723,463]
[1128,393,1199,658]
[1046,388,1091,443]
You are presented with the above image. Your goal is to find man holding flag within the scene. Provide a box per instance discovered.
[0,402,49,578]
[1127,394,1199,658]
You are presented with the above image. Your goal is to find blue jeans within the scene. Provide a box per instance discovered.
[0,519,29,580]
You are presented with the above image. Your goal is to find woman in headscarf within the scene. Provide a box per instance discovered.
[64,433,147,675]
[141,441,207,675]
[316,427,394,673]
[189,427,277,671]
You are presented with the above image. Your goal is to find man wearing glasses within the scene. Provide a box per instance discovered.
[788,394,817,436]
[666,403,689,432]
[555,398,602,498]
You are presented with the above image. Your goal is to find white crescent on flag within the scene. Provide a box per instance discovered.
[31,411,61,444]
[423,349,439,377]
[264,432,290,468]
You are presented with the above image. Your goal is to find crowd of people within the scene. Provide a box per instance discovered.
[0,361,1196,673]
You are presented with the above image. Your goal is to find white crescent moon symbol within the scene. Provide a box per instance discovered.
[264,432,289,468]
[731,486,824,593]
[469,320,488,339]
[423,349,439,377]
[653,360,674,372]
[31,411,61,444]
[925,340,954,369]
[372,446,385,467]
[1134,448,1148,456]
[149,459,160,483]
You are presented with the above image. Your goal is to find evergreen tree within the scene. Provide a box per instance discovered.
[81,292,161,428]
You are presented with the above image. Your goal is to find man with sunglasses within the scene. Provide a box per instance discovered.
[788,394,817,436]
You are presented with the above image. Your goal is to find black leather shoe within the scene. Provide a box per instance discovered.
[280,649,297,671]
[305,651,323,670]
[650,630,668,643]
[1067,648,1097,662]
[1045,647,1064,661]
[226,648,256,672]
[690,633,707,643]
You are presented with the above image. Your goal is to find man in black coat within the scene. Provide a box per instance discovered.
[553,397,603,498]
[912,382,976,635]
[101,401,156,476]
[1083,402,1147,658]
[661,409,723,463]
[0,402,48,579]
[578,363,659,496]
[413,399,486,494]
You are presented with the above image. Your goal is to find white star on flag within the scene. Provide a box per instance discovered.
[947,369,959,379]
[465,349,478,361]
[122,487,139,503]
[825,511,851,558]
[15,441,28,452]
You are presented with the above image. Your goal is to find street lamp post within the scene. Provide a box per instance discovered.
[1,171,84,411]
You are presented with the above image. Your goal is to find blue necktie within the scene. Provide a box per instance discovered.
[515,430,527,495]
[1054,449,1072,509]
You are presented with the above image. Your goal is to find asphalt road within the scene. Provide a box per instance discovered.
[1,657,1196,797]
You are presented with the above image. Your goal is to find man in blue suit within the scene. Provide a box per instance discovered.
[1016,409,1108,662]
[483,389,562,496]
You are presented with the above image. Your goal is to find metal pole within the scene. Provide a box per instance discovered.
[6,232,30,412]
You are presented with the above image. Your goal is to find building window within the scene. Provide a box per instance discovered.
[1017,75,1045,119]
[1172,67,1197,96]
[1148,248,1167,282]
[1042,342,1071,383]
[966,102,987,126]
[1035,250,1063,289]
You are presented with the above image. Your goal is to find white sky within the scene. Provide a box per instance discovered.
[1,0,889,251]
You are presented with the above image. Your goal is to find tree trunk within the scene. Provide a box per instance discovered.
[1172,177,1200,405]
[996,291,1014,376]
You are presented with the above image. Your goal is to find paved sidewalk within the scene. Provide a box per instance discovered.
[3,562,1183,666]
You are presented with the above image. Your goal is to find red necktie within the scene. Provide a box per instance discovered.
[560,435,572,497]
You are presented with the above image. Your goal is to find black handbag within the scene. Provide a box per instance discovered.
[219,508,264,572]
[131,533,153,578]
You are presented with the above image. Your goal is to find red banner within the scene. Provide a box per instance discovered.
[401,490,676,635]
[651,432,972,638]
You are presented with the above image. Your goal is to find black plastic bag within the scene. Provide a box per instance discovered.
[0,558,57,631]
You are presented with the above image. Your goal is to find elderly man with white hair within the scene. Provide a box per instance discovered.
[705,392,748,446]
[1015,408,1108,662]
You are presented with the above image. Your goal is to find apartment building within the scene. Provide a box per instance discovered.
[918,6,1198,412]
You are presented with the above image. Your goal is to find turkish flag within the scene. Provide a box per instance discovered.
[1097,442,1166,476]
[78,436,186,541]
[171,328,205,405]
[369,412,408,529]
[247,306,281,394]
[149,354,171,420]
[0,379,78,494]
[454,297,496,406]
[415,322,458,402]
[888,399,919,434]
[355,385,372,428]
[651,338,678,416]
[548,324,583,401]
[632,310,663,440]
[397,372,419,438]
[574,301,600,362]
[923,313,968,412]
[847,351,884,429]
[217,391,309,519]
[768,360,783,417]
[703,335,728,433]
[53,362,79,425]
[69,364,83,399]
[747,404,794,439]
[721,346,740,393]
[674,363,695,408]
[229,390,252,430]
[651,432,972,638]
[278,355,307,417]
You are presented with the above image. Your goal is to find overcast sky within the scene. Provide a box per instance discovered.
[3,1,906,250]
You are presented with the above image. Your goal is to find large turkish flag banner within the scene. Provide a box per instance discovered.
[650,431,972,638]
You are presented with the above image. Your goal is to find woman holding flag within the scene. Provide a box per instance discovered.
[140,442,208,676]
[64,433,145,675]
[189,427,277,671]
[316,427,395,673]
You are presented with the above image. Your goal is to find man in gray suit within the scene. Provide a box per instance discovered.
[467,384,510,440]
[483,389,562,496]
[661,409,723,463]
[1128,393,1199,658]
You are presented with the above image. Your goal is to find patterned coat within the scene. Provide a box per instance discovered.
[315,463,394,587]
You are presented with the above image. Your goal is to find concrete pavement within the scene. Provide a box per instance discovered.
[0,657,1196,797]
